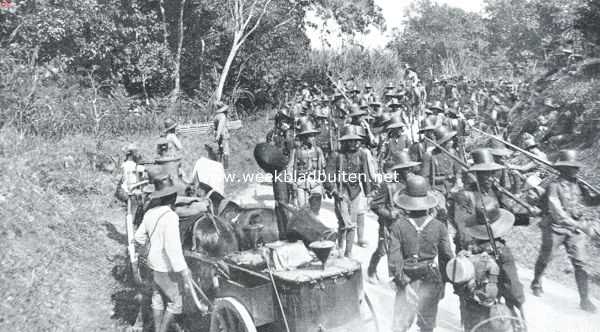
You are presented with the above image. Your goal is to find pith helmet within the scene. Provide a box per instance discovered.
[164,118,177,132]
[348,104,367,117]
[554,149,583,168]
[418,117,438,133]
[468,149,504,172]
[394,175,438,211]
[298,121,320,136]
[389,151,421,171]
[487,139,513,157]
[465,199,515,240]
[428,101,444,113]
[433,125,457,145]
[386,113,406,130]
[338,125,362,141]
[373,112,392,128]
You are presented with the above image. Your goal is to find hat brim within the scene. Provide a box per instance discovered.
[370,102,382,106]
[465,208,515,240]
[555,161,583,168]
[490,148,513,157]
[436,131,458,145]
[394,191,439,211]
[419,126,437,133]
[148,186,179,201]
[468,163,505,172]
[389,161,421,171]
[298,129,320,136]
[339,134,362,141]
[349,112,367,117]
[429,106,444,112]
[387,122,405,130]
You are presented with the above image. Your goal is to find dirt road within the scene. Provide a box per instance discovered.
[234,183,600,332]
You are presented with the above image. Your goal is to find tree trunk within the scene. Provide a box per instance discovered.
[172,0,186,103]
[215,33,241,102]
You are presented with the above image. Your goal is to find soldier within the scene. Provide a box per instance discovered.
[116,143,145,202]
[213,101,230,168]
[388,175,453,332]
[313,106,336,160]
[363,82,376,103]
[135,172,206,332]
[380,114,410,172]
[163,118,182,156]
[451,150,526,319]
[452,201,525,331]
[325,125,375,257]
[409,116,438,165]
[420,126,463,196]
[368,151,421,283]
[266,108,295,239]
[531,150,600,312]
[154,139,187,195]
[348,104,377,148]
[289,121,326,215]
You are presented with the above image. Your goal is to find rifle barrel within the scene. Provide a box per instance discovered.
[470,126,600,195]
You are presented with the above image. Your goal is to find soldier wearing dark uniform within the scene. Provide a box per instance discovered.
[450,201,525,332]
[388,175,453,332]
[380,114,410,172]
[313,106,336,160]
[289,121,325,215]
[266,108,295,239]
[451,149,526,323]
[531,150,600,312]
[409,116,438,165]
[325,126,375,257]
[368,151,420,283]
[420,126,463,196]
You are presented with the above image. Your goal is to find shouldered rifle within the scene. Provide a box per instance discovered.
[422,136,537,213]
[325,72,353,105]
[470,125,600,196]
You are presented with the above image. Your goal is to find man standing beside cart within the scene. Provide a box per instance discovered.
[134,171,207,332]
[388,175,454,332]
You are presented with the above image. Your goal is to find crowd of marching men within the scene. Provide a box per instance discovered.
[262,66,600,331]
[116,64,600,331]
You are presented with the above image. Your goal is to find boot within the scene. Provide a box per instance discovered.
[309,194,322,215]
[575,268,597,313]
[345,229,355,258]
[152,309,164,332]
[159,311,178,332]
[356,214,368,248]
[531,260,546,297]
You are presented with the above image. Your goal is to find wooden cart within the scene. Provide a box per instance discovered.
[184,247,380,332]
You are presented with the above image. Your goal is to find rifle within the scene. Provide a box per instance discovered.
[470,125,600,195]
[421,136,500,259]
[422,136,538,214]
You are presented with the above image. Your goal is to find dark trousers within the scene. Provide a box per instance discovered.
[393,279,443,332]
[367,218,388,276]
[272,177,290,240]
[534,226,590,300]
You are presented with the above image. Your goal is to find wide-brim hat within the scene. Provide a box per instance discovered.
[554,149,584,168]
[389,161,421,171]
[487,139,513,157]
[433,126,457,146]
[469,148,505,172]
[388,98,402,108]
[370,100,382,107]
[394,190,438,211]
[428,101,444,113]
[348,107,367,118]
[339,133,362,141]
[393,175,438,211]
[465,208,515,240]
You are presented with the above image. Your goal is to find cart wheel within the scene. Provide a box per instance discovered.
[209,297,257,332]
[360,293,380,332]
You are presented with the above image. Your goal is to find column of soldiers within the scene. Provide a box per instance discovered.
[265,72,600,332]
